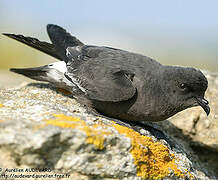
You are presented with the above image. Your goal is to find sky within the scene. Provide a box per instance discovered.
[0,0,218,71]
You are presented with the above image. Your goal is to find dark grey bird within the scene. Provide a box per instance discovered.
[3,24,210,122]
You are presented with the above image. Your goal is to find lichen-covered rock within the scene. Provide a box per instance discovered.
[0,81,215,179]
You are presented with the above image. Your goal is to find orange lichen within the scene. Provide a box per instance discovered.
[44,114,111,149]
[57,88,72,95]
[44,114,192,179]
[113,123,190,180]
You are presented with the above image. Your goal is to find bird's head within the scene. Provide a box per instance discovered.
[162,66,210,116]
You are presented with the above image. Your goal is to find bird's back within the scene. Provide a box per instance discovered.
[69,45,162,81]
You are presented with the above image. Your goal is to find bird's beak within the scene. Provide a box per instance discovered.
[196,97,210,116]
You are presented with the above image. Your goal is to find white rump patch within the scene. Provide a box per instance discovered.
[48,61,67,74]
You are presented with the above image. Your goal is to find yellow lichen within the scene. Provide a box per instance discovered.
[113,123,190,180]
[43,114,192,179]
[0,104,4,108]
[44,114,111,150]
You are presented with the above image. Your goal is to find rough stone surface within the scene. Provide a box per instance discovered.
[0,71,217,180]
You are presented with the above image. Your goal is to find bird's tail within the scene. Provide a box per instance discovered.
[10,66,49,82]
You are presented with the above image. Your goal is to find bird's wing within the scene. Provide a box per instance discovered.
[47,24,84,62]
[2,33,62,60]
[83,68,136,102]
[66,46,136,102]
[3,24,84,61]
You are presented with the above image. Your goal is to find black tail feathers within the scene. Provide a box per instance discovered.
[10,67,48,81]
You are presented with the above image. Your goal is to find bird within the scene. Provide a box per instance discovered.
[3,24,210,122]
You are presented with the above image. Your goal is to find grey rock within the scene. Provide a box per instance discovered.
[0,78,215,179]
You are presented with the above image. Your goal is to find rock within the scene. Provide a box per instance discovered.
[0,76,216,179]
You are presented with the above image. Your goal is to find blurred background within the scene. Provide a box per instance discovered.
[0,0,218,73]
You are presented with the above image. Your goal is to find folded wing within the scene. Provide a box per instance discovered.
[47,24,84,62]
[66,46,136,102]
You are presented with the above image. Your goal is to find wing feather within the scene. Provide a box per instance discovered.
[66,46,136,102]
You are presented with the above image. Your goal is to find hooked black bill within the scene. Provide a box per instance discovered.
[196,97,210,116]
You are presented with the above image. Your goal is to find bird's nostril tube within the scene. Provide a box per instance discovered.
[202,98,209,105]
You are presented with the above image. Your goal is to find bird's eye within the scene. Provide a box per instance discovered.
[179,83,187,90]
